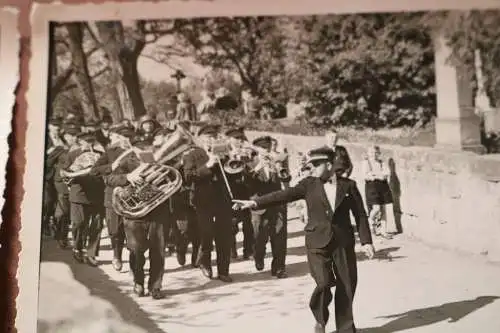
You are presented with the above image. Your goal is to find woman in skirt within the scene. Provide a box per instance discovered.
[362,145,394,239]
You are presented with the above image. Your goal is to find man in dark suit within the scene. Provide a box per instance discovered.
[182,124,233,283]
[60,131,106,266]
[325,129,353,178]
[247,135,289,278]
[89,124,135,271]
[106,135,168,299]
[233,147,375,333]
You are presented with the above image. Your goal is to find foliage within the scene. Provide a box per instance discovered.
[173,16,291,106]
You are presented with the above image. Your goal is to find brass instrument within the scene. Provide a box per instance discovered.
[112,125,195,219]
[62,145,104,184]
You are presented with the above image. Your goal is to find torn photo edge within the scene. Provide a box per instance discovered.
[0,7,20,237]
[22,0,500,332]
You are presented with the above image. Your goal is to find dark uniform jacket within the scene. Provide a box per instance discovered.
[182,146,231,207]
[61,147,105,205]
[89,144,126,209]
[254,176,372,249]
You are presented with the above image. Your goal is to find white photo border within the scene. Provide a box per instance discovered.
[23,0,500,332]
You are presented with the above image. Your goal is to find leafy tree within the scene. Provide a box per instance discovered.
[172,16,290,107]
[292,12,436,128]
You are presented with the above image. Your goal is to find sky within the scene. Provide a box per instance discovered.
[137,35,209,84]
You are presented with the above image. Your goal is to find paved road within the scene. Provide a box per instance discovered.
[39,210,500,333]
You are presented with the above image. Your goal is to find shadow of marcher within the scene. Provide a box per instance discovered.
[356,246,405,262]
[354,296,500,333]
[388,158,403,233]
[39,240,165,333]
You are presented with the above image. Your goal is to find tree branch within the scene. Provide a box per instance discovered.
[60,66,110,93]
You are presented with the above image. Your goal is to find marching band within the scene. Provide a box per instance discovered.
[42,114,295,298]
[43,108,378,333]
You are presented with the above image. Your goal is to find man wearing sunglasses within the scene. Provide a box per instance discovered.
[232,146,375,333]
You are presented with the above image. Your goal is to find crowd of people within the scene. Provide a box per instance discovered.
[42,102,396,332]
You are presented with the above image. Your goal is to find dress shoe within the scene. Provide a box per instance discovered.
[57,239,68,250]
[200,265,213,279]
[217,275,233,283]
[112,258,122,272]
[72,250,84,263]
[275,270,288,279]
[150,288,164,300]
[255,259,265,271]
[133,284,145,297]
[86,256,98,267]
[177,252,186,266]
[314,322,326,333]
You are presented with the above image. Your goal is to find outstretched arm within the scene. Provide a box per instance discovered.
[234,177,309,211]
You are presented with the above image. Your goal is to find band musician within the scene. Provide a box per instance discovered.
[105,135,168,299]
[60,129,106,266]
[246,136,290,278]
[89,124,135,271]
[233,147,375,333]
[43,117,64,237]
[224,126,254,260]
[182,124,233,283]
[48,119,78,249]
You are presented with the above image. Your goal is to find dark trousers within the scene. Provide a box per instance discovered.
[196,201,233,276]
[70,203,104,257]
[42,181,57,233]
[124,219,165,290]
[231,210,254,257]
[54,192,70,242]
[252,207,287,272]
[172,207,200,262]
[307,241,358,332]
[105,208,125,260]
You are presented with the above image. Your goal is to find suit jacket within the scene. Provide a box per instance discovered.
[89,145,126,209]
[61,147,105,205]
[254,176,372,249]
[182,146,231,207]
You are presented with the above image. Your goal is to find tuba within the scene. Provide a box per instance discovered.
[111,125,195,219]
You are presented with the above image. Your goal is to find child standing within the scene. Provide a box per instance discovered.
[362,145,394,239]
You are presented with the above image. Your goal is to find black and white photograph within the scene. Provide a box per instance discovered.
[21,1,500,332]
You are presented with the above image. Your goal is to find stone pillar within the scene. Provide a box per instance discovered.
[433,35,485,153]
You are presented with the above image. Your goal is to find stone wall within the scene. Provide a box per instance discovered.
[247,131,500,262]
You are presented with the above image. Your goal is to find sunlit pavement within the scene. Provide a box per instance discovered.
[40,208,500,333]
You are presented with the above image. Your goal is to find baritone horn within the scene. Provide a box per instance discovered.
[112,124,196,219]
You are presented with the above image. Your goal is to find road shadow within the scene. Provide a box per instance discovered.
[388,158,403,233]
[357,246,405,262]
[352,296,500,333]
[40,240,165,333]
[168,259,311,296]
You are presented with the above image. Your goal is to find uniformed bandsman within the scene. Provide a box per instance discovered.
[60,130,105,266]
[89,124,135,271]
[106,135,168,299]
[182,124,233,282]
[43,117,64,237]
[224,126,254,260]
[247,135,289,278]
[50,120,80,248]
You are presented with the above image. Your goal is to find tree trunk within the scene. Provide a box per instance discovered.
[121,50,147,119]
[65,22,100,121]
[91,21,147,121]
